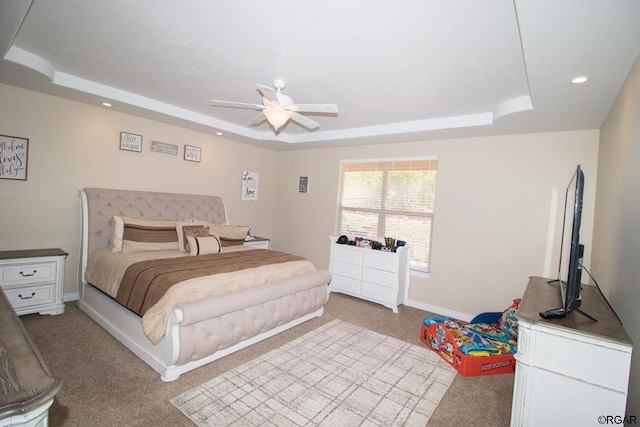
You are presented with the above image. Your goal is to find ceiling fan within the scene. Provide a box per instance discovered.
[210,79,338,132]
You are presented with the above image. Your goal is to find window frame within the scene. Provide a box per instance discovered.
[336,156,438,275]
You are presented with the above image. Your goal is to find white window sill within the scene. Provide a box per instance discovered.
[410,269,430,279]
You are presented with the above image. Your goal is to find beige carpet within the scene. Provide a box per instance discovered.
[171,320,456,426]
[19,292,515,426]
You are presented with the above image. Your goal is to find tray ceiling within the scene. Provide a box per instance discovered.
[1,0,639,150]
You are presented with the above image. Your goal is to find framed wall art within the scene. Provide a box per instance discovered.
[184,145,201,162]
[151,140,179,155]
[120,132,142,152]
[241,170,259,201]
[0,134,29,181]
[298,176,309,193]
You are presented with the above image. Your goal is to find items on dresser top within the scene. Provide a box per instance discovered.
[0,249,67,316]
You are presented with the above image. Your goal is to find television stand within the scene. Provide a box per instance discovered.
[541,278,598,321]
[511,276,632,427]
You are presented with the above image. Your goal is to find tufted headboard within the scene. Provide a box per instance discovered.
[80,188,228,262]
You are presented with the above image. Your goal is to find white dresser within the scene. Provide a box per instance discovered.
[328,237,410,313]
[0,249,67,316]
[510,276,632,427]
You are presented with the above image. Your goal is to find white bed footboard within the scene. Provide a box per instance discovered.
[78,279,326,381]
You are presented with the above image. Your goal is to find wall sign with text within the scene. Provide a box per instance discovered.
[0,134,29,180]
[120,132,142,152]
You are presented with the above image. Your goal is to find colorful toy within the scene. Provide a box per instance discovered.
[420,299,521,376]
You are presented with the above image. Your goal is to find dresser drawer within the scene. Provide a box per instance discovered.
[330,275,361,294]
[363,251,397,273]
[2,283,56,310]
[362,267,396,288]
[1,261,57,285]
[332,245,363,265]
[331,260,362,280]
[361,282,395,304]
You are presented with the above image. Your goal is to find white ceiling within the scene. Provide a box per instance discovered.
[1,0,639,150]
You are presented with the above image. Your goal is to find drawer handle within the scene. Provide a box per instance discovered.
[19,270,38,277]
[18,292,36,300]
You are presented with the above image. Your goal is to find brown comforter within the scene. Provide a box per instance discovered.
[116,249,306,317]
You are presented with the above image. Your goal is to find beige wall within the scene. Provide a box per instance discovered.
[1,83,601,320]
[593,55,640,417]
[275,130,599,316]
[0,83,279,296]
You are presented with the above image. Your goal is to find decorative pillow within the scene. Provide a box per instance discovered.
[175,220,208,252]
[181,225,210,252]
[121,217,179,253]
[205,223,250,247]
[206,223,250,240]
[219,238,247,247]
[499,298,521,338]
[111,216,125,252]
[186,235,221,255]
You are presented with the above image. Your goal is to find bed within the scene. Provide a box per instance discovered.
[78,188,330,381]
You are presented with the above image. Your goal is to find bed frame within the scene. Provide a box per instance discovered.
[77,188,329,381]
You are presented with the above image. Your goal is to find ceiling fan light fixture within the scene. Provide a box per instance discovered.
[263,107,292,130]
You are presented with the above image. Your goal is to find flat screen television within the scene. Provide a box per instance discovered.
[540,164,595,321]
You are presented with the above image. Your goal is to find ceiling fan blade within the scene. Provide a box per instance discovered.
[290,112,320,130]
[210,99,264,110]
[256,84,279,103]
[290,104,339,114]
[248,113,267,126]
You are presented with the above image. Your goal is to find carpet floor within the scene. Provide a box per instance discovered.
[171,320,456,426]
[20,292,515,426]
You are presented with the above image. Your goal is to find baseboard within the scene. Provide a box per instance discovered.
[64,292,79,302]
[405,298,473,322]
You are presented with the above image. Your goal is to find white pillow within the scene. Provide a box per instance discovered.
[206,223,250,240]
[111,216,124,252]
[186,235,221,255]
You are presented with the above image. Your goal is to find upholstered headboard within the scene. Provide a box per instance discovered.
[80,188,228,260]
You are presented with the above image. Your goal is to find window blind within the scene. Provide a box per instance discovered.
[337,158,438,272]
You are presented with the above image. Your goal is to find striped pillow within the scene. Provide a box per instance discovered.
[121,217,179,253]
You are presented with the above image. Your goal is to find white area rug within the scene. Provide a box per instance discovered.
[171,319,457,426]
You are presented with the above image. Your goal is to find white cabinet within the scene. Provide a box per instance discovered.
[510,276,632,427]
[0,249,67,316]
[328,237,410,313]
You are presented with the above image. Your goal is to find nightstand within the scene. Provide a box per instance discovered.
[0,248,67,315]
[243,237,270,249]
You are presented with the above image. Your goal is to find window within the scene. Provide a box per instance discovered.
[336,157,438,273]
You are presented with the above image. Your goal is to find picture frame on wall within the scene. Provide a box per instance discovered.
[120,132,142,152]
[0,134,29,181]
[298,176,309,193]
[151,140,179,155]
[241,170,259,201]
[184,145,201,162]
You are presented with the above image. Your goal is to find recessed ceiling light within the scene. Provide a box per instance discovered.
[571,76,589,84]
[215,132,223,136]
[101,102,112,107]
